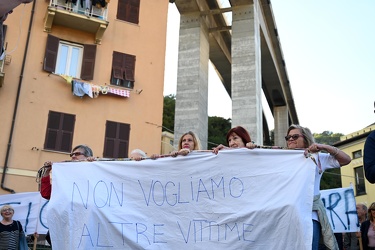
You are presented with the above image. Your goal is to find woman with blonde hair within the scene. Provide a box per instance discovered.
[0,205,26,249]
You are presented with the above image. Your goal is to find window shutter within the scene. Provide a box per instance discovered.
[116,0,140,24]
[103,121,130,158]
[128,0,140,24]
[44,111,75,152]
[43,35,59,73]
[111,52,125,81]
[117,0,127,21]
[113,67,124,80]
[124,69,134,81]
[81,44,97,80]
[124,54,135,81]
[45,111,61,150]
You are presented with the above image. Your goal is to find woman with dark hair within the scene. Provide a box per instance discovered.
[212,126,253,154]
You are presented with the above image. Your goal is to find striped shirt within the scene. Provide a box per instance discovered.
[0,220,22,250]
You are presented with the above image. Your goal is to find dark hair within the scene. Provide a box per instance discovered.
[72,144,93,157]
[226,126,251,146]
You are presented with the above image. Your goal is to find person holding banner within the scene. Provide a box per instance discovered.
[40,144,94,200]
[212,126,253,154]
[361,202,375,250]
[40,144,94,246]
[285,124,351,250]
[152,131,201,158]
[0,205,27,249]
[130,149,147,161]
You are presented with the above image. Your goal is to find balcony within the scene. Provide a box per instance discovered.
[44,0,109,44]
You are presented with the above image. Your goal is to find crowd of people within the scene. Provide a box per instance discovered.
[1,121,375,249]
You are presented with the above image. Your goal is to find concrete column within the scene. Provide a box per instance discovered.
[274,105,289,147]
[231,4,262,143]
[174,13,209,149]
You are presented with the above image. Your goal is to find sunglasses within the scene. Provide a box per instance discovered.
[70,152,85,157]
[285,134,304,141]
[1,208,13,213]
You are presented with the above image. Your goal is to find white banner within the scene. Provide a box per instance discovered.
[0,192,49,234]
[48,148,316,249]
[320,186,359,233]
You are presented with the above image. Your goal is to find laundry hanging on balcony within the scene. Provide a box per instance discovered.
[56,74,130,99]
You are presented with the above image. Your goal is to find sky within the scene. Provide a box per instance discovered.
[163,0,375,135]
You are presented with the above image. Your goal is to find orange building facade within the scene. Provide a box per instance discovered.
[0,0,168,194]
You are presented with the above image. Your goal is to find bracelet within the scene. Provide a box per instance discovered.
[330,147,339,157]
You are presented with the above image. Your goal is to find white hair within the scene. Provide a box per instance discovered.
[130,149,147,158]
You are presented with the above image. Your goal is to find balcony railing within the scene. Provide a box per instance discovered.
[44,0,109,44]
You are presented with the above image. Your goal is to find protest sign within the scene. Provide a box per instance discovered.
[48,148,315,249]
[321,186,359,233]
[0,192,48,234]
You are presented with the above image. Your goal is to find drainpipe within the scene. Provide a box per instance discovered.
[1,0,36,193]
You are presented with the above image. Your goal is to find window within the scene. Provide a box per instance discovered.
[103,121,130,158]
[43,35,97,80]
[117,0,140,24]
[44,111,75,152]
[352,150,362,159]
[110,51,135,89]
[354,166,366,196]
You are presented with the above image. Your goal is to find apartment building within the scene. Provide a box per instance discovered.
[0,0,169,194]
[335,124,375,205]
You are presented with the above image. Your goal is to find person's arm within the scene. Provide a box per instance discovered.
[40,162,52,200]
[307,143,351,166]
[40,176,51,200]
[364,132,375,183]
[0,0,33,17]
[212,144,228,154]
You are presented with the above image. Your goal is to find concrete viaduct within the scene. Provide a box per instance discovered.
[170,0,299,149]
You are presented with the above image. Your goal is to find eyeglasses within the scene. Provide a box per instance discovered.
[1,208,13,213]
[285,134,304,141]
[70,152,85,157]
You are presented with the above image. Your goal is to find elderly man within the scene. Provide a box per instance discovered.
[343,203,367,250]
[40,144,94,246]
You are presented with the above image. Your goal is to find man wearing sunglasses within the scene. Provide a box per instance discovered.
[39,144,94,246]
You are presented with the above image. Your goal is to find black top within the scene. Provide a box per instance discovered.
[0,220,22,250]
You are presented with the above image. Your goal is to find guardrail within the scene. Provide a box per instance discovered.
[48,0,108,21]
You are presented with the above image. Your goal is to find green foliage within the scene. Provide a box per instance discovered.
[313,131,344,190]
[208,116,231,148]
[313,131,343,145]
[162,94,176,132]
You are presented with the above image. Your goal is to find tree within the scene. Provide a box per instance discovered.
[208,116,231,148]
[162,94,175,132]
[162,95,230,148]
